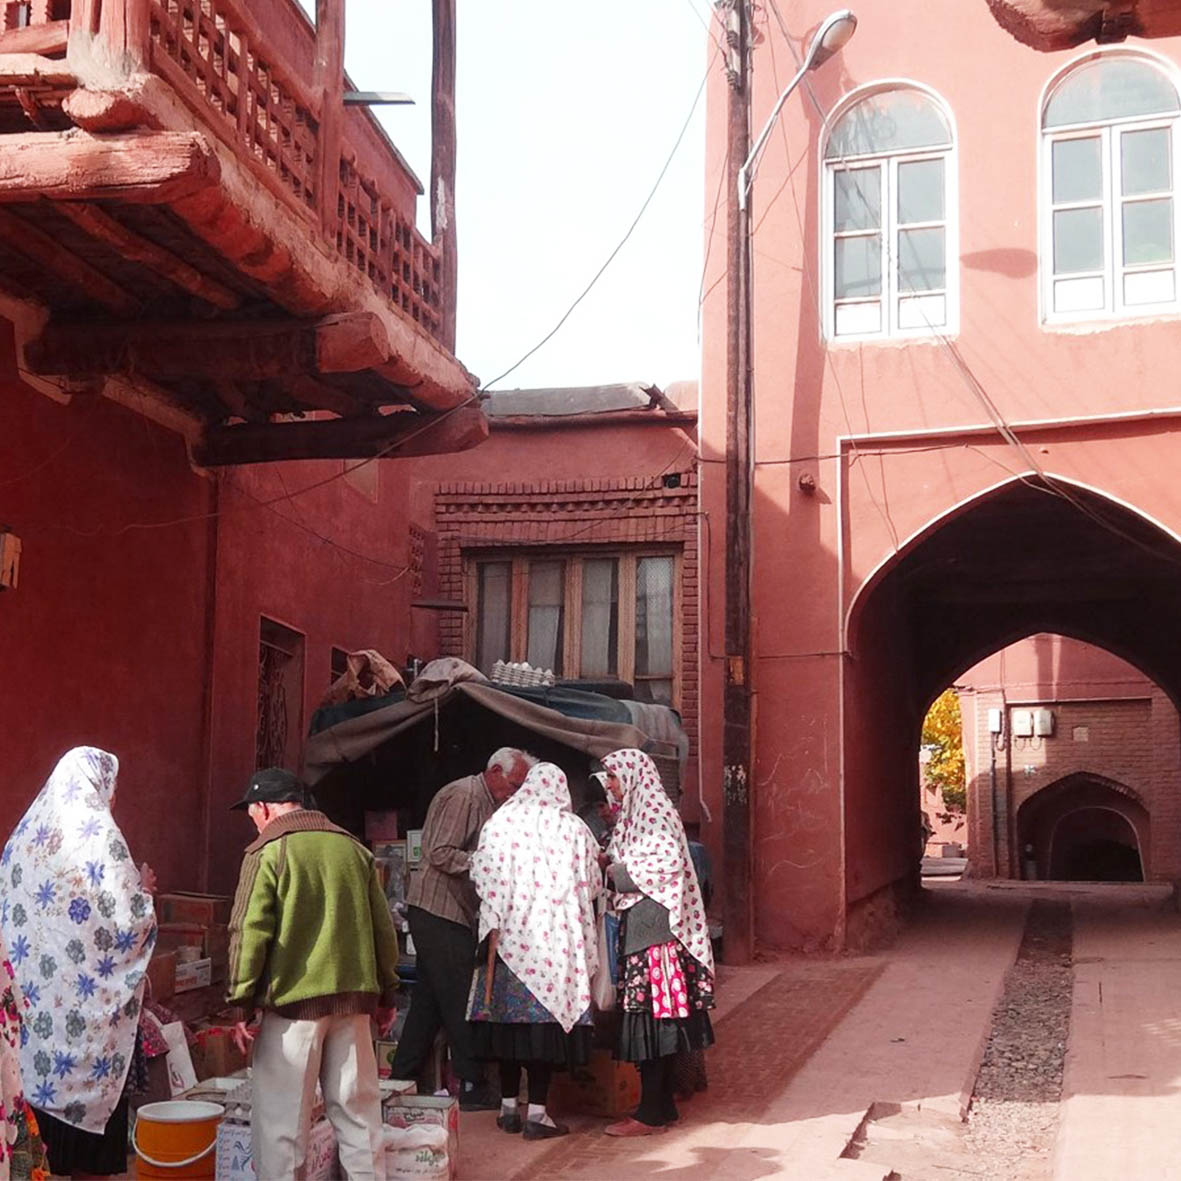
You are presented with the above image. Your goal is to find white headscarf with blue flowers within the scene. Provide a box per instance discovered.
[1,748,156,1133]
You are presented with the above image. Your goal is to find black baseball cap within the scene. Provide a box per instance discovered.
[230,767,308,811]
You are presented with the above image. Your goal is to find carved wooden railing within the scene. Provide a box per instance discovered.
[6,0,446,342]
[0,0,70,53]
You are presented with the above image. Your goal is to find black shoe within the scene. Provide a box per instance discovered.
[459,1083,501,1112]
[496,1112,523,1133]
[523,1119,570,1141]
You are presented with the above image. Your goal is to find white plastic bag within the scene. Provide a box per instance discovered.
[160,1021,197,1095]
[382,1124,450,1179]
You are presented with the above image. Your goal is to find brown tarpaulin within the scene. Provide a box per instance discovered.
[303,681,652,785]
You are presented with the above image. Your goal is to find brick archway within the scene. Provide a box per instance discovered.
[1017,773,1150,880]
[841,476,1181,943]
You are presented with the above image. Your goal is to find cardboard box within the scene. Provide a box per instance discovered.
[206,924,230,983]
[405,830,424,864]
[216,1116,335,1181]
[191,1027,250,1081]
[549,1050,640,1118]
[380,1094,458,1181]
[146,950,177,1003]
[175,958,213,993]
[159,892,233,927]
[157,922,206,954]
[168,982,226,1024]
[374,1039,398,1079]
[365,810,400,842]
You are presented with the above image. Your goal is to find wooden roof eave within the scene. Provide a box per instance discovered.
[986,0,1181,50]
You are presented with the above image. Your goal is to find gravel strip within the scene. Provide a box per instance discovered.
[962,899,1073,1181]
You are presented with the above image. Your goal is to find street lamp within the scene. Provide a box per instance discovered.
[738,10,857,211]
[721,7,855,964]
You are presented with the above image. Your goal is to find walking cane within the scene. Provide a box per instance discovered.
[484,929,499,1009]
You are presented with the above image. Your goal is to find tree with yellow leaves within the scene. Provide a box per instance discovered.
[921,688,965,812]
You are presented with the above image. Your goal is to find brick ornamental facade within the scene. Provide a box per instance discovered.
[431,471,701,787]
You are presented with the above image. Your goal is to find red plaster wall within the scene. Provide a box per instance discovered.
[698,4,1181,946]
[0,330,420,896]
[0,362,210,898]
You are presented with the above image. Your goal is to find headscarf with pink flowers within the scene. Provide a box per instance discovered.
[469,762,602,1033]
[604,748,713,973]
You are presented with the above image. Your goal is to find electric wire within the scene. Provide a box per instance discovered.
[481,42,719,391]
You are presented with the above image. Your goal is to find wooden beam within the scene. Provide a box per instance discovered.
[0,130,218,205]
[285,374,376,419]
[0,207,138,314]
[0,54,75,87]
[62,88,156,132]
[192,402,488,466]
[25,312,392,380]
[314,0,346,237]
[54,203,240,310]
[0,19,68,56]
[431,0,458,351]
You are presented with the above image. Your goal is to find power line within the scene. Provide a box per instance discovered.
[481,43,720,391]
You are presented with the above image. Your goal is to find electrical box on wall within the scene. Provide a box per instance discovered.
[0,530,20,591]
[1012,709,1034,737]
[987,708,1003,734]
[1034,708,1055,737]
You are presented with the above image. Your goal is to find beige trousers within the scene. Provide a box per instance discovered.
[252,1011,384,1180]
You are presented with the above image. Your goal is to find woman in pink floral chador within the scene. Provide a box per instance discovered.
[601,749,715,1137]
[0,956,48,1180]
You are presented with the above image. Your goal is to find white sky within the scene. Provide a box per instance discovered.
[299,1,710,391]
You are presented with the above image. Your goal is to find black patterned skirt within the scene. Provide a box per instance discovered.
[468,953,592,1069]
[616,941,716,1064]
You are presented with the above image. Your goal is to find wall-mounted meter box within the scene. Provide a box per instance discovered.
[987,708,1003,734]
[1033,708,1055,737]
[1011,709,1034,737]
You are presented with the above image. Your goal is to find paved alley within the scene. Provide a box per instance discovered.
[455,881,1181,1180]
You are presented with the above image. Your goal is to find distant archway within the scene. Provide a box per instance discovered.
[1017,773,1148,881]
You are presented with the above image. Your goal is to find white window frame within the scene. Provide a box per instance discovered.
[1039,50,1181,327]
[821,81,960,344]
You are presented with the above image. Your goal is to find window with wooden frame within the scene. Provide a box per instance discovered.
[466,550,681,706]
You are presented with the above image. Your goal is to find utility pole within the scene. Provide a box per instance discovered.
[722,0,754,964]
[431,0,458,353]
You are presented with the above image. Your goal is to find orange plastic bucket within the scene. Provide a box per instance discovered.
[133,1100,222,1179]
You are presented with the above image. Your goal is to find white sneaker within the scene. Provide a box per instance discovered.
[387,1078,417,1095]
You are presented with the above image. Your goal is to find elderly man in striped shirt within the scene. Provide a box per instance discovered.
[389,747,535,1109]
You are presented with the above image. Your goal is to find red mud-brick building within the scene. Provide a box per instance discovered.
[409,382,704,807]
[956,633,1181,883]
[0,0,485,894]
[699,2,1181,952]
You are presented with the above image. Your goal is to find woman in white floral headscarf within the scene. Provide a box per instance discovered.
[1,748,156,1176]
[466,762,602,1141]
[600,748,715,1137]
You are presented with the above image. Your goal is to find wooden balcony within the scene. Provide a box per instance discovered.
[0,0,485,464]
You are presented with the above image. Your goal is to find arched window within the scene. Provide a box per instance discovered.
[1042,53,1181,320]
[823,86,956,340]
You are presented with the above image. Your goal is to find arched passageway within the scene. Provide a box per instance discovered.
[843,476,1181,936]
[1051,809,1143,881]
[1017,774,1149,882]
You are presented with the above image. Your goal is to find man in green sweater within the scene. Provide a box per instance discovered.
[227,768,400,1180]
